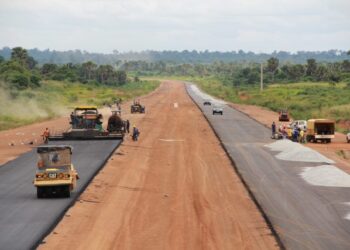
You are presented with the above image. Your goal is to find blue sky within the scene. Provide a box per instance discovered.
[0,0,349,53]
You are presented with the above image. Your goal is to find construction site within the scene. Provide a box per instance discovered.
[0,80,350,250]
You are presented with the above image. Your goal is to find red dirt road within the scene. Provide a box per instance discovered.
[39,81,278,249]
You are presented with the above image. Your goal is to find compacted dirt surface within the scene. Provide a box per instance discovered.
[231,103,350,174]
[39,81,278,250]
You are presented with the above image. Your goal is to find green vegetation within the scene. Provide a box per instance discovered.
[189,77,350,131]
[0,80,159,131]
[0,47,159,131]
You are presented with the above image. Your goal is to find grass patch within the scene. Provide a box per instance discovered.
[163,76,350,133]
[0,80,159,130]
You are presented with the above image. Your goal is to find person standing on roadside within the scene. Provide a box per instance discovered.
[299,129,305,143]
[42,128,50,144]
[132,125,140,141]
[271,121,276,138]
[126,120,130,133]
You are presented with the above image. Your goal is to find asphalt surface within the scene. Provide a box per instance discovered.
[187,84,350,250]
[0,140,121,250]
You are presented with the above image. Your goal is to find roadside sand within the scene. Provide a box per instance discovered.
[39,81,278,250]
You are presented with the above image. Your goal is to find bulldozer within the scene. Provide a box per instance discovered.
[49,106,124,140]
[130,100,145,114]
[33,145,78,198]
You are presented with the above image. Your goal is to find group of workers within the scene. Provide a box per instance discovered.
[272,121,306,143]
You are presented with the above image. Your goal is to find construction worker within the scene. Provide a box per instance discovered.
[271,121,276,138]
[132,125,140,141]
[287,127,292,139]
[126,120,130,133]
[299,129,305,144]
[42,128,50,144]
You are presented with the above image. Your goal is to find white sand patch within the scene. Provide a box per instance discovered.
[266,139,334,164]
[344,203,350,220]
[300,165,350,187]
[189,84,226,106]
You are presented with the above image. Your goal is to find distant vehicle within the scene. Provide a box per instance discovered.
[203,100,211,105]
[290,120,307,130]
[212,106,223,115]
[279,109,290,122]
[131,100,145,113]
[33,146,79,198]
[306,119,335,143]
[347,133,350,143]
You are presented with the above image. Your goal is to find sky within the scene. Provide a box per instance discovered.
[0,0,349,53]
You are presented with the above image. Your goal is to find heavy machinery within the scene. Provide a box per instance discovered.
[107,110,126,135]
[306,119,335,143]
[131,100,145,114]
[49,106,124,140]
[279,109,290,122]
[33,145,78,198]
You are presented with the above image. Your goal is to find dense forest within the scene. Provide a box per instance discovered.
[0,47,128,90]
[0,47,349,65]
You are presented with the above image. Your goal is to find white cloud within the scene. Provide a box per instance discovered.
[0,0,349,52]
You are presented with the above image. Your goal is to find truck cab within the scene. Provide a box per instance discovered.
[33,146,78,198]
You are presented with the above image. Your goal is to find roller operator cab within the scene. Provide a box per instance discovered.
[33,146,79,198]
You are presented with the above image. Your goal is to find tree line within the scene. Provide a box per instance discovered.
[0,47,128,89]
[0,47,349,65]
[120,55,350,86]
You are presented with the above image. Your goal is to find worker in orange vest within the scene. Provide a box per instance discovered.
[42,128,50,144]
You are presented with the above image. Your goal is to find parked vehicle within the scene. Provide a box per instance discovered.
[290,120,307,131]
[347,132,350,143]
[278,109,290,122]
[306,119,335,143]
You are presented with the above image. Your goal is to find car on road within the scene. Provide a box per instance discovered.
[347,132,350,143]
[34,145,79,198]
[212,106,223,115]
[203,99,211,105]
[290,120,307,131]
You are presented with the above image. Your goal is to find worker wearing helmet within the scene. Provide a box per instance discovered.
[132,125,140,141]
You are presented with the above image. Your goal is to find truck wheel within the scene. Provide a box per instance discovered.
[37,187,43,199]
[64,186,71,198]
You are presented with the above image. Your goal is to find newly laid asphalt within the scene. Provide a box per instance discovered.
[0,140,121,250]
[187,84,350,250]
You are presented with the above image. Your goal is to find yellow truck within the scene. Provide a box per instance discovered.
[34,145,79,198]
[306,119,335,143]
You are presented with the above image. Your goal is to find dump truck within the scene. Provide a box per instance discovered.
[278,109,290,122]
[306,119,335,143]
[34,145,78,198]
[49,106,123,140]
[131,101,145,114]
